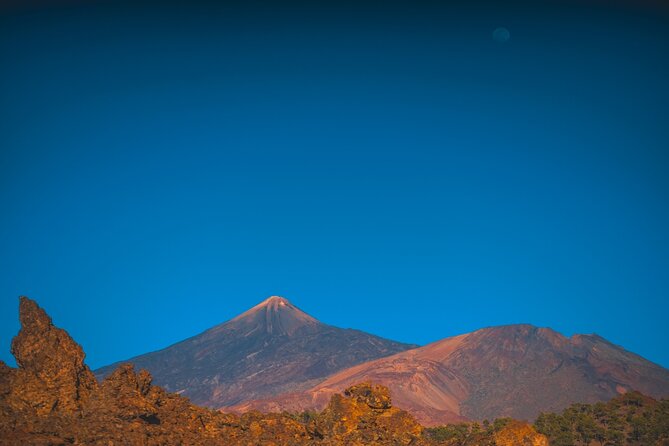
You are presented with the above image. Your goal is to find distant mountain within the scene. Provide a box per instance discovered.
[95,296,416,408]
[0,297,434,445]
[231,324,669,425]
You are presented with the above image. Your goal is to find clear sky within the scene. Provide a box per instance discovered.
[1,0,668,369]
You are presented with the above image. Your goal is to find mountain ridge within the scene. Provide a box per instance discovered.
[95,295,417,407]
[229,323,669,425]
[95,295,669,426]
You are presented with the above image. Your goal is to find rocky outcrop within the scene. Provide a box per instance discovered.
[311,383,423,445]
[5,297,98,417]
[494,421,549,446]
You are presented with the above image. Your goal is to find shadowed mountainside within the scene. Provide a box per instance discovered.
[0,296,549,446]
[232,324,669,425]
[95,296,416,408]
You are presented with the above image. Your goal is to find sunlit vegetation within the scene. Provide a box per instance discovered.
[534,391,669,446]
[422,392,669,446]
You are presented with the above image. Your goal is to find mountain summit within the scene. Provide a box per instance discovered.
[95,296,416,408]
[224,296,319,336]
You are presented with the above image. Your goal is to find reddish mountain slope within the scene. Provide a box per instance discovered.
[231,324,669,425]
[95,296,416,408]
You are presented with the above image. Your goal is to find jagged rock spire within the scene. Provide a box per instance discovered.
[9,296,98,415]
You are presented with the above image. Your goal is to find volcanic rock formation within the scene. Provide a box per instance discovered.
[95,296,416,408]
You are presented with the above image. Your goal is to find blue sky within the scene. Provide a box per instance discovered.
[1,0,668,369]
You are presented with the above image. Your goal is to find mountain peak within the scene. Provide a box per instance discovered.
[95,294,415,408]
[227,296,320,335]
[260,295,291,307]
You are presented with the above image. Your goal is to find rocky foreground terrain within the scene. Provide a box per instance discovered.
[0,297,548,445]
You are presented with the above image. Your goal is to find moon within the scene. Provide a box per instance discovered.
[493,27,511,43]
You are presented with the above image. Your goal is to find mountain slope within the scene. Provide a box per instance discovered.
[0,296,447,446]
[95,296,416,408]
[231,324,669,425]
